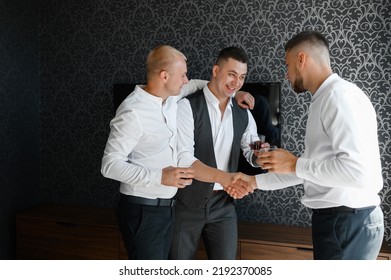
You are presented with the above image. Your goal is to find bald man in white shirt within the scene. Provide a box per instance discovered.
[101,45,254,260]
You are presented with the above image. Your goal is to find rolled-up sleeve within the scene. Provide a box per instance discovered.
[176,98,198,167]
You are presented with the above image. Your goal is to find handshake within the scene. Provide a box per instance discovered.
[223,172,257,199]
[224,145,299,199]
[161,165,256,199]
[163,145,297,198]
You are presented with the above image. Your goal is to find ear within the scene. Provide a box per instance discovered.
[160,70,169,82]
[297,52,306,68]
[212,65,219,77]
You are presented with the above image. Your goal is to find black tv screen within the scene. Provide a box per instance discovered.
[112,83,138,112]
[237,82,281,175]
[240,83,280,127]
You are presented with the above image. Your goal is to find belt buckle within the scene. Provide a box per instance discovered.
[156,198,175,207]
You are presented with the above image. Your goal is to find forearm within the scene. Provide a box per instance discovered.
[256,172,303,190]
[101,156,161,186]
[191,160,232,186]
[295,156,367,188]
[179,79,208,98]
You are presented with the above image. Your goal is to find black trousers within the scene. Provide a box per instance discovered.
[116,194,175,260]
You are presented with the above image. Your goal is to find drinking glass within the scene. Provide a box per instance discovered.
[250,134,265,151]
[261,145,277,153]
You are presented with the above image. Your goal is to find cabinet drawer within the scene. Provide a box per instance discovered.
[17,217,120,259]
[240,242,313,260]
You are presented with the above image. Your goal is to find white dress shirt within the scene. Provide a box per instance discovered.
[101,80,207,199]
[256,74,383,208]
[177,85,258,190]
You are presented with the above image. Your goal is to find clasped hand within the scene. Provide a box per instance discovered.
[223,174,256,199]
[161,166,195,188]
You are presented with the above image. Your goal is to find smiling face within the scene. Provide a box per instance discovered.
[210,57,247,100]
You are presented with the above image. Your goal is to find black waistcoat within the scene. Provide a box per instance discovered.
[175,90,248,208]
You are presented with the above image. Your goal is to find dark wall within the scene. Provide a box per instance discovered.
[38,0,391,245]
[0,0,41,259]
[0,0,386,260]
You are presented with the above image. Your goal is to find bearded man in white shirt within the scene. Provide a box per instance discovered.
[101,45,254,260]
[232,30,384,260]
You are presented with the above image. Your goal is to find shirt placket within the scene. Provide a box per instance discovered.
[162,102,177,166]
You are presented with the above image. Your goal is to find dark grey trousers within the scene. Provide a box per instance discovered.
[169,191,237,260]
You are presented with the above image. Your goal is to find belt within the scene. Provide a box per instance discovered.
[312,206,376,215]
[121,194,176,207]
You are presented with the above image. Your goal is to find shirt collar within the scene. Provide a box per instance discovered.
[312,73,338,101]
[203,86,233,108]
[135,85,165,104]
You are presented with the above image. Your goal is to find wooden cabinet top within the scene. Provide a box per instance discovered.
[238,221,312,248]
[17,204,391,255]
[16,204,118,229]
[238,221,391,254]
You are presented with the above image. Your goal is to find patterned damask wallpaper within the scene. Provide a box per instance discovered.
[38,0,391,244]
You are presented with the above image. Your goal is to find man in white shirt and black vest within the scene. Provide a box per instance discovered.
[170,46,264,260]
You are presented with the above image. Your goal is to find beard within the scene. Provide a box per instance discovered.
[292,75,306,93]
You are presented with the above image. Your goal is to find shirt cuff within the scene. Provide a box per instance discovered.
[149,169,162,186]
[250,152,260,167]
[177,157,198,168]
[295,157,307,179]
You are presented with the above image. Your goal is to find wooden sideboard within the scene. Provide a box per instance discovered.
[196,222,391,260]
[16,204,391,260]
[16,204,127,260]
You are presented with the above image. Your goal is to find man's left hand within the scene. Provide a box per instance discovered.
[235,91,254,109]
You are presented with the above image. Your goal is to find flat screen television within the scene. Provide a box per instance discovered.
[237,82,281,175]
[112,82,281,175]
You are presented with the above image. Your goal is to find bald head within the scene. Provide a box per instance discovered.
[146,45,187,82]
[285,30,331,67]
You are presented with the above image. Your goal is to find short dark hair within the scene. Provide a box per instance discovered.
[284,30,329,52]
[215,46,248,65]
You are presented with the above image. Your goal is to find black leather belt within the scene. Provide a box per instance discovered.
[121,194,176,207]
[312,206,375,215]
